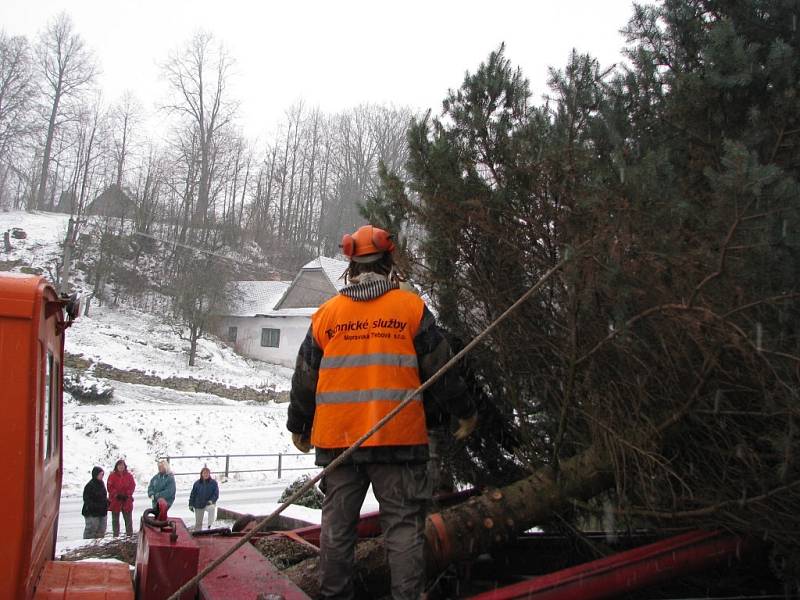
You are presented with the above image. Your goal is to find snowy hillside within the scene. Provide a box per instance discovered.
[1,210,69,274]
[60,299,302,499]
[61,378,302,495]
[1,210,309,497]
[65,303,293,393]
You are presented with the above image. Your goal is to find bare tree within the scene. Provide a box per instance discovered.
[248,141,278,245]
[162,31,237,226]
[60,97,111,293]
[316,104,412,254]
[132,146,165,234]
[247,103,413,265]
[166,125,200,244]
[74,98,108,216]
[110,90,141,189]
[34,13,97,210]
[0,32,35,167]
[169,247,235,366]
[219,132,251,243]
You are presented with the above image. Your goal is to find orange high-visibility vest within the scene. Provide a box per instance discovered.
[310,288,429,449]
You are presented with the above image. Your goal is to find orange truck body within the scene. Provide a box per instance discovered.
[0,274,65,599]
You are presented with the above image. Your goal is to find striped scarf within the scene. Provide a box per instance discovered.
[340,273,399,301]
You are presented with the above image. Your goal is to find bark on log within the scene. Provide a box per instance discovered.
[283,448,612,598]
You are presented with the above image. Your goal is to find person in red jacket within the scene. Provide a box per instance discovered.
[107,459,136,536]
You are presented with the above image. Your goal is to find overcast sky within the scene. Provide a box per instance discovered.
[1,1,637,139]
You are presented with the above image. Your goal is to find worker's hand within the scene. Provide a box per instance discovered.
[207,501,213,506]
[454,414,478,440]
[189,506,194,512]
[292,432,313,453]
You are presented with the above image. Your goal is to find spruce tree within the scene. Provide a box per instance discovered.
[282,2,800,593]
[403,1,800,585]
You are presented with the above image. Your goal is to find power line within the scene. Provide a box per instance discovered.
[130,230,299,278]
[130,229,353,306]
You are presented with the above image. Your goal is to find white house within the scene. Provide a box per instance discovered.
[217,256,349,367]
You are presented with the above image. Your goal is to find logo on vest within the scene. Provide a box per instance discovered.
[326,317,408,340]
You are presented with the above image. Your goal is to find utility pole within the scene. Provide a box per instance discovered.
[59,217,78,294]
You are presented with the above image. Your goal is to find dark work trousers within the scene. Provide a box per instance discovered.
[111,510,133,536]
[319,462,431,600]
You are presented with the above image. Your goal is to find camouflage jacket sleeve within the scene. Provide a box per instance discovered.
[414,305,476,422]
[287,326,323,435]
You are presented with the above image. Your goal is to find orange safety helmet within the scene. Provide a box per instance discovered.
[341,225,396,263]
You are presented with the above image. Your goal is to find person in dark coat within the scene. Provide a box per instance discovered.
[81,466,108,539]
[188,467,219,530]
[107,459,136,536]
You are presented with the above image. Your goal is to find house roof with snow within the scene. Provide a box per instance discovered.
[225,280,291,317]
[222,256,349,318]
[272,256,349,311]
[300,256,349,291]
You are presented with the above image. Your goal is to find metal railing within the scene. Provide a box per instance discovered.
[157,452,317,480]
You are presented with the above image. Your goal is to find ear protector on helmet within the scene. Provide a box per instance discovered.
[340,233,356,257]
[341,225,396,259]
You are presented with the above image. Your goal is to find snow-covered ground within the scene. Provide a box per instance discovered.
[62,380,308,494]
[1,209,69,272]
[57,302,328,551]
[0,210,361,551]
[66,303,294,390]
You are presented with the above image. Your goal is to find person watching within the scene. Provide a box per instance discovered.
[147,459,176,511]
[107,458,135,536]
[188,467,219,530]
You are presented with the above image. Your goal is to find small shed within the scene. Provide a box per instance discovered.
[55,190,77,214]
[85,184,137,220]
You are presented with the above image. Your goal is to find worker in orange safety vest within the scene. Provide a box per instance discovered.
[287,224,477,600]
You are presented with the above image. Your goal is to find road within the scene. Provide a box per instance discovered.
[57,481,302,545]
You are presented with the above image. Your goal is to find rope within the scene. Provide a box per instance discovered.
[165,247,579,599]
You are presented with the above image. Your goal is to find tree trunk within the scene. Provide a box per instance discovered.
[82,292,93,317]
[283,447,612,598]
[36,90,61,210]
[188,323,199,367]
[196,145,210,226]
[116,111,129,188]
[59,217,75,294]
[237,158,249,235]
[77,115,98,217]
[277,121,292,239]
